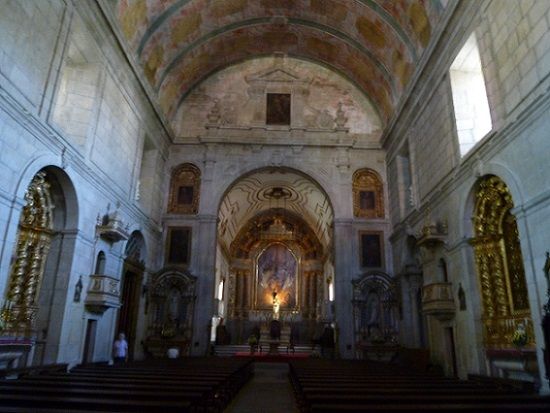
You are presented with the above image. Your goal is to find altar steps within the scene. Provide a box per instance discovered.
[214,344,317,357]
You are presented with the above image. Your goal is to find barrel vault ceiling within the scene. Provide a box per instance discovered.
[111,0,450,130]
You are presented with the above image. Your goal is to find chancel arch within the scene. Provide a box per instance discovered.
[469,175,537,378]
[214,167,334,347]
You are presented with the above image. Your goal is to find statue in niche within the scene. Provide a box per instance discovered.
[364,290,381,338]
[543,252,550,315]
[353,272,399,345]
[145,271,196,357]
[458,283,467,311]
[544,252,550,289]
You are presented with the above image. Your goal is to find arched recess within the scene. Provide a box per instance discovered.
[469,175,534,349]
[214,167,334,345]
[352,168,384,218]
[143,268,196,357]
[352,271,400,351]
[94,251,106,275]
[2,166,79,365]
[167,163,201,215]
[117,231,147,360]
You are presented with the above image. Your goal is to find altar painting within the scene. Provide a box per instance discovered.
[256,244,297,309]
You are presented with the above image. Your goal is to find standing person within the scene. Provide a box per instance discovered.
[112,332,128,364]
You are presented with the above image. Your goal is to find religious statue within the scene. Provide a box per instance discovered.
[73,276,83,303]
[544,251,550,314]
[272,291,280,320]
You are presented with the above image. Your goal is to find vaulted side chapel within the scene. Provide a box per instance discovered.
[1,0,550,408]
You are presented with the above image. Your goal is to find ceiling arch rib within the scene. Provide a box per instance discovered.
[217,169,334,253]
[158,25,395,121]
[152,18,399,95]
[121,0,428,61]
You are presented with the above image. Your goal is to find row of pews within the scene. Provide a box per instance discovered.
[289,359,550,412]
[0,357,253,412]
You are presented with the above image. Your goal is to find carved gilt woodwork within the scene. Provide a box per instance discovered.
[145,269,196,356]
[3,172,53,336]
[228,210,324,321]
[168,163,200,214]
[353,168,384,218]
[470,175,534,348]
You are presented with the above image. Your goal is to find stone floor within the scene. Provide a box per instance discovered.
[224,362,299,413]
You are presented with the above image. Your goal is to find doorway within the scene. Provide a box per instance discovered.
[82,319,97,364]
[444,327,458,377]
[116,262,143,361]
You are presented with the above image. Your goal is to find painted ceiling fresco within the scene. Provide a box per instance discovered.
[113,0,449,127]
[175,56,382,139]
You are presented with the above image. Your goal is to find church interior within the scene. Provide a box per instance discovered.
[1,0,550,411]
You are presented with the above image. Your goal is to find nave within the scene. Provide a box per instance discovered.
[1,355,550,412]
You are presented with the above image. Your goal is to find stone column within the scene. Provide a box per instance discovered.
[190,214,217,356]
[333,218,354,358]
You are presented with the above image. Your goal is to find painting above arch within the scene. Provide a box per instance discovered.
[168,163,201,214]
[353,168,384,218]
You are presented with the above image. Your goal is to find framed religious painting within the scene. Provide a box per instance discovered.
[266,93,291,125]
[166,227,191,266]
[168,163,201,214]
[359,231,384,269]
[352,168,384,218]
[255,243,298,310]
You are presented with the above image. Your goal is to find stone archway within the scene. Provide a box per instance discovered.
[214,167,334,347]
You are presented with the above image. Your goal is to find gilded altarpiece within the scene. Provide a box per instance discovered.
[1,172,54,337]
[225,211,325,343]
[470,176,534,348]
[353,169,384,219]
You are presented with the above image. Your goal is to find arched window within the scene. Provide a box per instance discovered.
[470,175,532,348]
[168,163,200,214]
[353,168,384,218]
[95,251,106,275]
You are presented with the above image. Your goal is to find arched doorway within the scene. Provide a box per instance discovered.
[214,168,334,347]
[116,231,146,360]
[469,175,537,378]
[1,167,78,366]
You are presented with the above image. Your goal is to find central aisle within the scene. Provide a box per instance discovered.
[224,362,299,413]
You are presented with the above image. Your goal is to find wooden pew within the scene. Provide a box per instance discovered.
[0,363,68,379]
[0,358,253,413]
[289,359,550,413]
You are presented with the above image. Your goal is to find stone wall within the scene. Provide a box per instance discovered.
[0,1,169,365]
[385,0,550,389]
